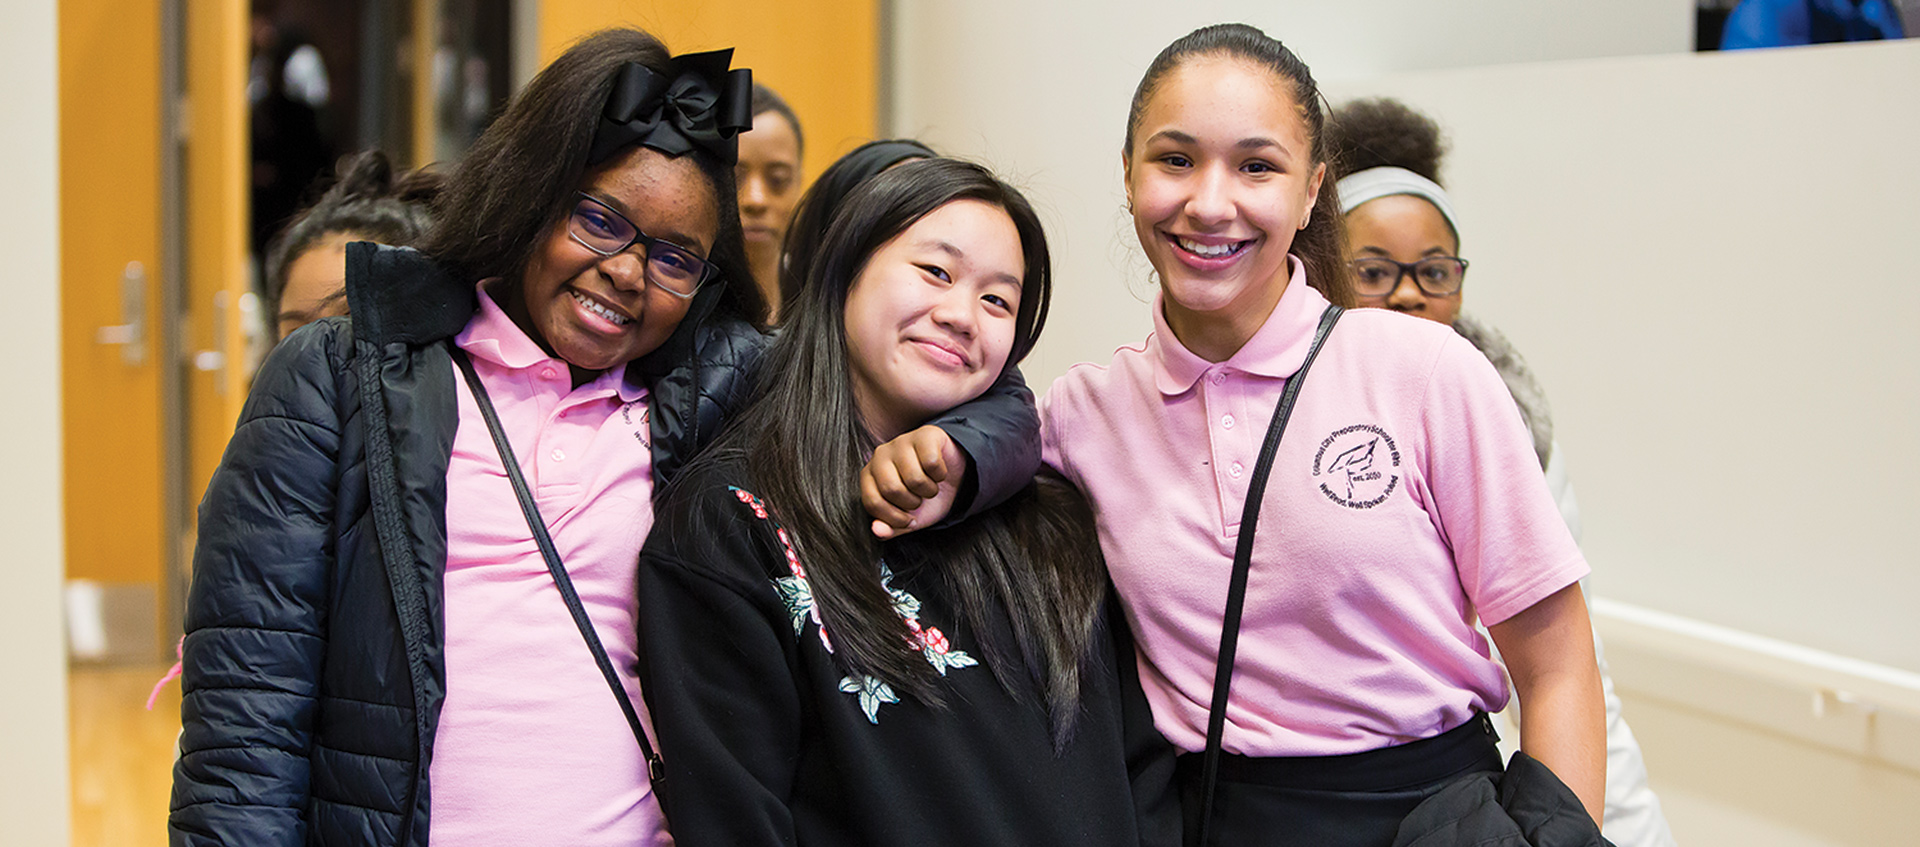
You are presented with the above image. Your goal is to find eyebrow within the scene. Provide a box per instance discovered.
[1145,129,1288,154]
[277,288,348,325]
[585,190,712,254]
[1354,245,1453,258]
[921,239,1024,289]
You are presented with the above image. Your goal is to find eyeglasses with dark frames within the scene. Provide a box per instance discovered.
[1350,256,1470,299]
[566,192,715,299]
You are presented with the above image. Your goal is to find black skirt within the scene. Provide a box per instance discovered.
[1177,713,1504,847]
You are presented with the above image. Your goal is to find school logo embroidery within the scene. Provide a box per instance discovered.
[621,401,651,448]
[1311,424,1401,509]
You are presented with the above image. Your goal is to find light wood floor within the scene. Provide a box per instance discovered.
[70,663,180,847]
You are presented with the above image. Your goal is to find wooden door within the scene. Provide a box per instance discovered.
[538,0,879,184]
[59,0,168,660]
[182,0,252,512]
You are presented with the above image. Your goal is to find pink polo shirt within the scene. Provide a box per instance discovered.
[1040,258,1587,758]
[428,285,670,846]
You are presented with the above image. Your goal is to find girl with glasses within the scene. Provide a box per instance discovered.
[172,29,1040,847]
[634,156,1178,847]
[1329,95,1676,847]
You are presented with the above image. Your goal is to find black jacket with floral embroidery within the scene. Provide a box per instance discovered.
[635,455,1181,847]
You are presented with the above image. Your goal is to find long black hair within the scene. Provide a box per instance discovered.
[1124,22,1355,308]
[697,158,1102,743]
[777,138,935,313]
[419,28,767,328]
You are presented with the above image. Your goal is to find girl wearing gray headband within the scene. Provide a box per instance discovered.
[1329,96,1678,847]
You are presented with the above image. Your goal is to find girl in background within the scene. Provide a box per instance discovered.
[636,157,1178,847]
[1329,95,1675,847]
[263,148,439,339]
[737,83,804,316]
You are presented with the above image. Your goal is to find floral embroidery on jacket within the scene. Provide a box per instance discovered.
[729,485,979,724]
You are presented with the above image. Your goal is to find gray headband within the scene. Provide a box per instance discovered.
[1335,166,1460,245]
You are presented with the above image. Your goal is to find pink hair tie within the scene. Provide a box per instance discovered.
[146,636,185,711]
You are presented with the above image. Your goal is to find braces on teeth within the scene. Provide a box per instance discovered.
[572,291,632,325]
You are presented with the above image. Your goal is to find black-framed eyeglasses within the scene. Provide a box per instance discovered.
[566,192,715,299]
[1350,256,1469,298]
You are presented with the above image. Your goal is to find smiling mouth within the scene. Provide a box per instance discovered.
[911,338,972,369]
[1171,235,1252,260]
[571,290,633,326]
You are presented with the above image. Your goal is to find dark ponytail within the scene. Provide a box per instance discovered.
[262,148,440,322]
[1124,23,1354,308]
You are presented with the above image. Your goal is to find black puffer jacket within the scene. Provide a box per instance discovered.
[168,244,1038,846]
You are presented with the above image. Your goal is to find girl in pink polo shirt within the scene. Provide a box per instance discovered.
[1038,24,1608,846]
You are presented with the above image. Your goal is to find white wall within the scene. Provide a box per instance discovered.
[889,0,1692,388]
[1330,40,1920,674]
[0,0,71,843]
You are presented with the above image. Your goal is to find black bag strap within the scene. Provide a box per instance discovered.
[450,346,666,782]
[1195,304,1343,846]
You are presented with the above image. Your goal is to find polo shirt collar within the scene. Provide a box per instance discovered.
[455,282,648,403]
[1151,255,1329,396]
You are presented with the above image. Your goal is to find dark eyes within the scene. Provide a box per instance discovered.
[1157,153,1278,175]
[653,249,698,273]
[982,293,1012,311]
[1356,265,1395,284]
[918,263,951,282]
[578,209,620,238]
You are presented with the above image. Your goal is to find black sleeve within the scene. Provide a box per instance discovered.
[635,484,806,847]
[1108,596,1183,846]
[170,324,345,846]
[931,365,1041,521]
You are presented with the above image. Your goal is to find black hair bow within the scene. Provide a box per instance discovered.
[587,49,753,167]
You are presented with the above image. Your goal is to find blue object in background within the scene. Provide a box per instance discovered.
[1720,0,1907,48]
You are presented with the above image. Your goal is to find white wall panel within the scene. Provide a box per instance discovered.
[1333,41,1920,673]
[0,0,71,842]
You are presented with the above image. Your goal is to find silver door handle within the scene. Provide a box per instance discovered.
[191,289,228,394]
[95,261,147,365]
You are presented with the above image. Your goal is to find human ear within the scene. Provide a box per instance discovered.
[1301,161,1328,230]
[1121,151,1136,214]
